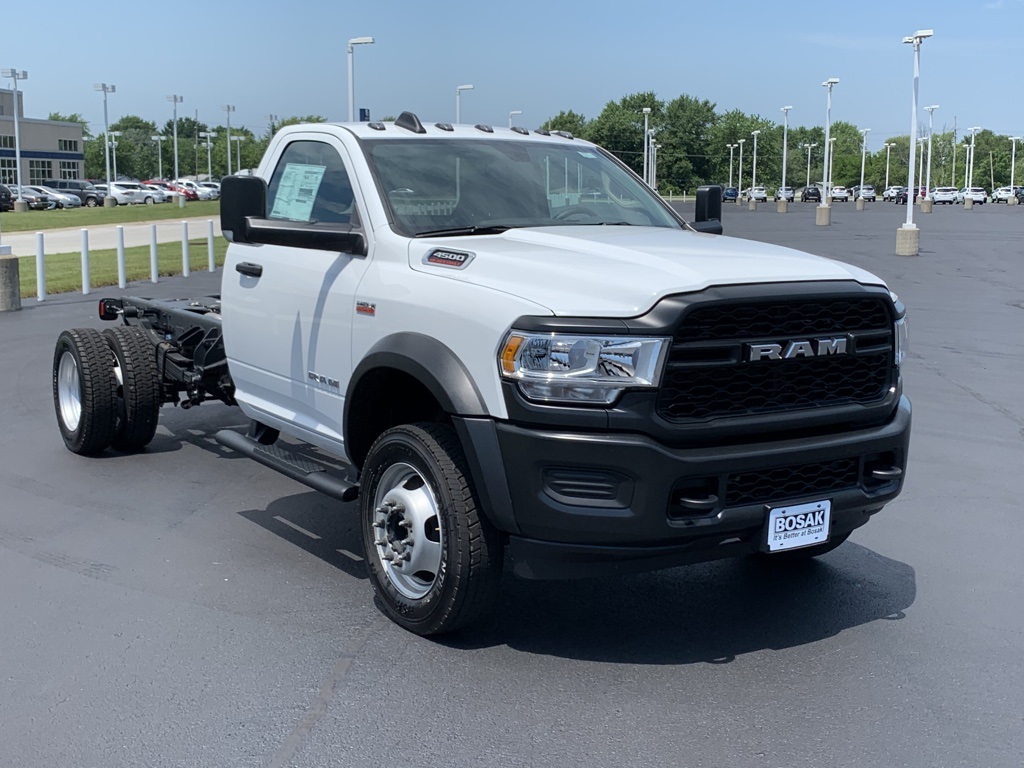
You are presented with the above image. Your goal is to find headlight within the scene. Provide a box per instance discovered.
[498,332,669,405]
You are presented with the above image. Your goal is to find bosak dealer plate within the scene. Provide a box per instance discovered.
[765,500,831,552]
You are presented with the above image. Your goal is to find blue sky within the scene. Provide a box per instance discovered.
[3,0,1023,143]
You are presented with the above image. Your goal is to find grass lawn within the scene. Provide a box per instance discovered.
[0,201,220,233]
[18,238,228,298]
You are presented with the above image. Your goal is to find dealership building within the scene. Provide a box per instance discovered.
[1,88,85,190]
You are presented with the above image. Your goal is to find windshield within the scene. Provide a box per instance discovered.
[362,138,682,237]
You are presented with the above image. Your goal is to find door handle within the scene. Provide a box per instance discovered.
[235,261,263,278]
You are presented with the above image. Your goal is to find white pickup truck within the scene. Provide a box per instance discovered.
[51,112,911,636]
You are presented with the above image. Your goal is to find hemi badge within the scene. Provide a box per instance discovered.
[356,302,376,317]
[424,249,475,269]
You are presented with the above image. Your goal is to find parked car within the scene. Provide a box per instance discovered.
[954,187,987,204]
[199,181,221,199]
[801,185,821,203]
[931,187,957,204]
[722,186,739,202]
[1014,188,1024,204]
[18,188,52,210]
[746,186,768,202]
[43,179,105,208]
[175,179,216,201]
[94,182,143,206]
[774,186,795,202]
[992,187,1013,203]
[0,183,12,212]
[883,185,905,201]
[831,186,850,202]
[854,185,876,202]
[26,185,82,209]
[142,184,171,203]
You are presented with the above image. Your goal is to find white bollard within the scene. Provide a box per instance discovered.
[116,225,126,289]
[81,229,91,296]
[36,232,46,302]
[150,224,159,283]
[181,221,190,278]
[207,219,215,272]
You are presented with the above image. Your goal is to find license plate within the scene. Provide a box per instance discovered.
[765,500,831,552]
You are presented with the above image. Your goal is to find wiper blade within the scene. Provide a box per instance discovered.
[413,225,512,238]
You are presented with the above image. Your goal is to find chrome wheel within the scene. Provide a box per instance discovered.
[57,350,82,432]
[371,462,443,600]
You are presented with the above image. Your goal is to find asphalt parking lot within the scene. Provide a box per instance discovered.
[1,200,1021,767]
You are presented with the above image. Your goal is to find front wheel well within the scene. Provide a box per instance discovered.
[346,367,450,469]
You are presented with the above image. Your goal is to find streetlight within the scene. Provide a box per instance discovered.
[508,110,522,128]
[751,129,761,195]
[737,138,745,205]
[167,94,183,181]
[858,128,871,201]
[828,137,836,195]
[151,135,166,179]
[1010,136,1021,204]
[821,78,839,212]
[2,69,27,207]
[109,131,122,181]
[641,107,651,185]
[266,114,279,136]
[780,106,792,204]
[199,131,217,180]
[884,142,896,192]
[222,105,236,175]
[651,143,662,191]
[455,84,474,124]
[94,83,116,206]
[968,126,981,189]
[347,36,375,122]
[924,105,939,199]
[918,137,926,197]
[805,143,817,189]
[962,144,970,190]
[897,29,933,255]
[231,135,243,172]
[727,143,737,189]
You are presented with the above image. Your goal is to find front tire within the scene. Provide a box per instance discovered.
[360,423,503,636]
[52,328,117,455]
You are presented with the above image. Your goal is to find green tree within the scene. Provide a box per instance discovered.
[585,92,664,177]
[540,110,589,136]
[48,112,92,138]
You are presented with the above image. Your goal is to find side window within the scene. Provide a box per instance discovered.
[266,140,356,226]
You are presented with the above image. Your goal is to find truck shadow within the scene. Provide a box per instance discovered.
[237,492,368,582]
[448,541,915,665]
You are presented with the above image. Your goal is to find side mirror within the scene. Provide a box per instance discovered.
[221,175,267,244]
[691,185,723,235]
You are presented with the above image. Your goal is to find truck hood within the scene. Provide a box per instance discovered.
[409,226,886,317]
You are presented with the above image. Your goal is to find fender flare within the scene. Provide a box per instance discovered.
[344,332,489,437]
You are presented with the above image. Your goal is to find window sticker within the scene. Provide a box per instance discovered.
[270,163,327,222]
[577,151,597,159]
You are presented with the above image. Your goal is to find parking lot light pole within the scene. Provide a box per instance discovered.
[805,143,817,189]
[508,110,522,128]
[884,142,895,192]
[968,126,981,189]
[750,129,761,206]
[109,131,122,181]
[151,135,165,179]
[232,135,243,172]
[199,131,216,180]
[167,95,183,181]
[828,137,836,193]
[897,29,933,256]
[962,144,969,190]
[455,84,473,124]
[727,143,736,188]
[819,78,839,225]
[780,106,792,209]
[737,138,745,205]
[346,36,375,122]
[1010,136,1021,205]
[641,107,651,185]
[924,105,939,199]
[93,83,116,206]
[222,105,236,175]
[858,128,871,205]
[2,69,28,209]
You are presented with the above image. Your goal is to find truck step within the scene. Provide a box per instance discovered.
[215,429,359,502]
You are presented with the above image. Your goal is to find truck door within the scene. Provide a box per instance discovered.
[222,135,372,454]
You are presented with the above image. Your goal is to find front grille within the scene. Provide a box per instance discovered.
[656,296,894,422]
[726,458,860,506]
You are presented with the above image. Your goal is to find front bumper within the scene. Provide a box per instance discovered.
[455,396,911,580]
